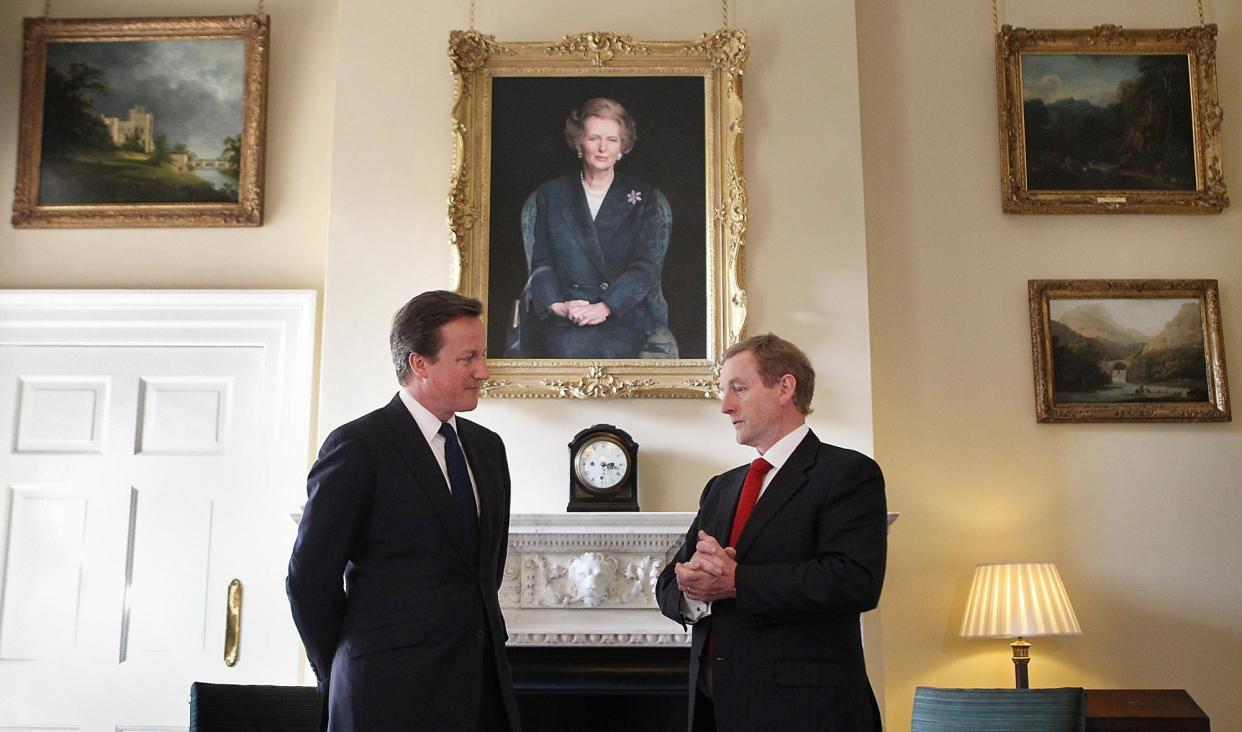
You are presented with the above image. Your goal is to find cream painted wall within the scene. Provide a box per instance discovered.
[0,0,337,291]
[319,0,877,514]
[859,1,1242,730]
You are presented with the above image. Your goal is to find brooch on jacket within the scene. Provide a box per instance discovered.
[626,190,642,205]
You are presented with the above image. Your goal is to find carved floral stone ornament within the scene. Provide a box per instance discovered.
[521,551,663,609]
[446,28,749,397]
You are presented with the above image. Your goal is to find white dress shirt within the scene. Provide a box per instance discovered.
[682,422,811,621]
[397,389,480,514]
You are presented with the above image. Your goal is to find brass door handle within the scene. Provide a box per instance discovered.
[224,578,243,666]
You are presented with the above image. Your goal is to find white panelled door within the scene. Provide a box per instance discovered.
[0,292,316,732]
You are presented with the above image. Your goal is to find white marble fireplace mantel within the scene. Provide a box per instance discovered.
[502,511,899,648]
[501,512,694,647]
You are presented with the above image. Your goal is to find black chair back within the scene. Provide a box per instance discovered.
[189,682,321,731]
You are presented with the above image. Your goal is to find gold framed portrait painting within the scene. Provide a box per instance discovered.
[447,29,749,398]
[997,24,1227,214]
[1029,279,1230,423]
[12,15,269,228]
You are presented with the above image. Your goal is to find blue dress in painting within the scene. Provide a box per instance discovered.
[525,171,666,359]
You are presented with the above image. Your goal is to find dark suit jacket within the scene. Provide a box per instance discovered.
[528,171,663,336]
[287,395,519,731]
[656,431,887,732]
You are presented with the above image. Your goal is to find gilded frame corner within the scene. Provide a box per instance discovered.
[12,15,270,228]
[997,24,1227,214]
[446,29,749,399]
[1029,279,1230,423]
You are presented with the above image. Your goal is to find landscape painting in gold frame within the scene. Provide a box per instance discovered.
[1029,279,1230,423]
[447,29,749,399]
[997,25,1227,214]
[12,15,269,228]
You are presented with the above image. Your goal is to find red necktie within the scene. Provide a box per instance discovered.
[728,458,772,548]
[703,457,774,678]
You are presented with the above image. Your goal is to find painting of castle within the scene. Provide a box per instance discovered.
[37,38,244,204]
[99,105,154,154]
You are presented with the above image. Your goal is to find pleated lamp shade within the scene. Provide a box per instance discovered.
[960,562,1082,639]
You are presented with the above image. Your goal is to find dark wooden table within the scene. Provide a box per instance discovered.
[1086,689,1209,731]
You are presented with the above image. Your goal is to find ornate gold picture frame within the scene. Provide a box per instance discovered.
[447,29,748,398]
[997,25,1227,214]
[1029,279,1230,423]
[12,15,269,228]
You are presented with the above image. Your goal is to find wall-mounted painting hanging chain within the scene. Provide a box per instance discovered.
[465,0,726,33]
[992,0,1210,32]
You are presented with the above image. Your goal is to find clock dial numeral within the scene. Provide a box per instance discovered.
[578,439,628,490]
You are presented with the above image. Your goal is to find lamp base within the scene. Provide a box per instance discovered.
[1011,638,1031,689]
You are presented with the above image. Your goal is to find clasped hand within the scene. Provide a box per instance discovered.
[674,530,738,602]
[550,300,610,326]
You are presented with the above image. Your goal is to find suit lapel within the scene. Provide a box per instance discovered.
[735,431,820,558]
[382,396,474,568]
[591,175,637,265]
[558,174,611,281]
[711,468,748,546]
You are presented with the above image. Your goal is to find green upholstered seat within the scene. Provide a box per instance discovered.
[911,686,1086,732]
[189,682,320,731]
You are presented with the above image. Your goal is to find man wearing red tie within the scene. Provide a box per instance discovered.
[656,334,888,731]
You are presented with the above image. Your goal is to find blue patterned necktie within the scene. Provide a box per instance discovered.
[438,422,479,568]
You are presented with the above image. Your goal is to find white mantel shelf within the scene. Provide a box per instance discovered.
[509,511,697,533]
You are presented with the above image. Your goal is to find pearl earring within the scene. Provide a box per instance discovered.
[617,152,622,160]
[577,151,583,159]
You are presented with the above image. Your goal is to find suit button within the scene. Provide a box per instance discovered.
[475,629,485,640]
[600,282,609,290]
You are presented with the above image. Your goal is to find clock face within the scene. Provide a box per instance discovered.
[574,436,631,492]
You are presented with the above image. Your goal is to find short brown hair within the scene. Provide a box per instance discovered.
[390,290,483,383]
[723,334,816,415]
[564,97,637,153]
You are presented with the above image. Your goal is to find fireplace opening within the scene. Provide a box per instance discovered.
[508,645,690,731]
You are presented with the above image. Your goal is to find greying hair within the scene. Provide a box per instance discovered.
[390,290,483,384]
[564,97,637,153]
[723,333,816,415]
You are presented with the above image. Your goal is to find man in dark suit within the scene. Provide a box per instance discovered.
[656,334,887,732]
[287,290,520,731]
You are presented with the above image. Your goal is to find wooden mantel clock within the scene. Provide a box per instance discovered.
[567,424,639,512]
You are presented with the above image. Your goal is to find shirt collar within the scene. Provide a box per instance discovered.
[397,388,457,444]
[754,422,809,471]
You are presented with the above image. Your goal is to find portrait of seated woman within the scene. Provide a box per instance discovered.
[507,97,678,360]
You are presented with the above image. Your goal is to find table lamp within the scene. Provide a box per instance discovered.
[959,562,1081,688]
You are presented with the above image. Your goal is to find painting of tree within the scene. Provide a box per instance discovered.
[1022,54,1195,191]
